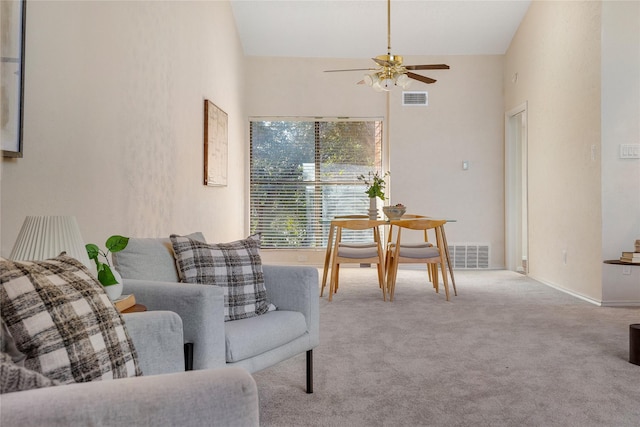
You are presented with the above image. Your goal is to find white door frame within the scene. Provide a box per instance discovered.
[505,102,528,273]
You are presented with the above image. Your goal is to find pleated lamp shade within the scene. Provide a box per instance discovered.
[9,216,92,269]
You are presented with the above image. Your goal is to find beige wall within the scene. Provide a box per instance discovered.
[1,0,247,255]
[245,55,506,267]
[504,0,640,305]
[504,0,603,301]
[600,0,640,305]
[389,55,505,266]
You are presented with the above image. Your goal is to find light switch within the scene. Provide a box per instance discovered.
[462,161,469,170]
[620,144,640,159]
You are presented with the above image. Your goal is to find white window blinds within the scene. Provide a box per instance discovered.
[250,119,383,249]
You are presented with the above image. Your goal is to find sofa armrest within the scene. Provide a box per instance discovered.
[263,265,319,348]
[122,279,226,370]
[0,367,258,427]
[123,311,184,375]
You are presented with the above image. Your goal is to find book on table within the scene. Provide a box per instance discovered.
[113,294,136,312]
[620,252,640,264]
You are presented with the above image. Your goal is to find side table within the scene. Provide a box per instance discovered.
[121,304,147,313]
[604,260,640,366]
[630,324,640,366]
[603,260,640,266]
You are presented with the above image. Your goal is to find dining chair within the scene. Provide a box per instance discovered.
[386,213,457,294]
[321,214,371,296]
[385,213,432,281]
[322,218,387,301]
[386,218,455,301]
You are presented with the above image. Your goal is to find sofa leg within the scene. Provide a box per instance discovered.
[184,343,194,371]
[306,349,313,394]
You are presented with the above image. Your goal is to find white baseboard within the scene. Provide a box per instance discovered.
[530,275,640,307]
[528,275,602,306]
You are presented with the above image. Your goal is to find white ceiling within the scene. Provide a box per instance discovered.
[230,0,532,59]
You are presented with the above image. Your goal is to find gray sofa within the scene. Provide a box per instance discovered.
[1,311,259,427]
[112,233,320,392]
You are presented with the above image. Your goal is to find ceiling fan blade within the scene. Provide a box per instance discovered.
[324,68,377,73]
[405,64,450,71]
[372,57,392,67]
[406,72,436,84]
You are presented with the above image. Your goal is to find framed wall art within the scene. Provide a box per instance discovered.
[1,0,27,157]
[203,99,228,186]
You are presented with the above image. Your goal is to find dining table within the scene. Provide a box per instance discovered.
[321,215,456,299]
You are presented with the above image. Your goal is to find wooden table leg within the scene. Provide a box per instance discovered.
[440,225,457,296]
[374,227,386,301]
[320,223,335,297]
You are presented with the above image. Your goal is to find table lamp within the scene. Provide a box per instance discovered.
[9,216,92,270]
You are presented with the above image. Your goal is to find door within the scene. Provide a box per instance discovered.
[505,103,528,273]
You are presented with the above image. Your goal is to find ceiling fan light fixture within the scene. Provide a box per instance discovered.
[395,73,411,89]
[371,79,385,92]
[364,71,410,91]
[381,78,395,90]
[363,74,376,87]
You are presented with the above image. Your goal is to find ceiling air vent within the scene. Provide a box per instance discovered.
[402,91,428,106]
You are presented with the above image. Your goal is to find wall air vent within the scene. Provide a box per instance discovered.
[448,243,490,269]
[402,91,428,106]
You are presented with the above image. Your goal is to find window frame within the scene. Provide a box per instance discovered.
[248,117,386,250]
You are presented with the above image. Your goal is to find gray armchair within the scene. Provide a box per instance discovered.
[113,234,320,393]
[1,311,259,427]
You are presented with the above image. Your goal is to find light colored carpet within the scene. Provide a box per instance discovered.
[254,268,640,427]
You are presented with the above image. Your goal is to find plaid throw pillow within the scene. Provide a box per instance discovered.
[0,255,142,384]
[0,318,58,393]
[170,234,270,321]
[0,352,59,393]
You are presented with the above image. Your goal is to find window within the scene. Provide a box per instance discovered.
[250,119,383,249]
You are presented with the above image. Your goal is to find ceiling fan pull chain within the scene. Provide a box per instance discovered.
[387,0,392,54]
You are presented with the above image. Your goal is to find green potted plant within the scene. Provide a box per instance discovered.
[357,171,390,218]
[358,171,390,200]
[86,235,129,299]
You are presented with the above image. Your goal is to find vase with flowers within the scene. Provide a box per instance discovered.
[357,171,390,219]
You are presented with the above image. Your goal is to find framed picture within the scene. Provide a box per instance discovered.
[203,99,228,186]
[1,0,27,157]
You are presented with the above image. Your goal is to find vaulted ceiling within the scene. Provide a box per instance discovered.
[230,0,532,59]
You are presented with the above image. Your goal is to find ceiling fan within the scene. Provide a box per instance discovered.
[324,0,449,91]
